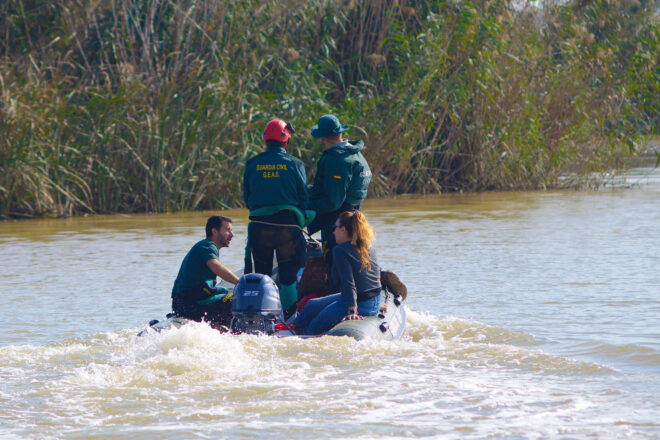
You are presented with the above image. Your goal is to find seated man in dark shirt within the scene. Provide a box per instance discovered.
[171,215,240,327]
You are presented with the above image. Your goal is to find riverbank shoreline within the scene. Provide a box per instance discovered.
[2,157,658,224]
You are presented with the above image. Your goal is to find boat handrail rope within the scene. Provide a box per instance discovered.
[275,314,297,335]
[248,219,320,242]
[243,218,321,276]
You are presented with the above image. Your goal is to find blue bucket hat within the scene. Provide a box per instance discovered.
[310,114,350,139]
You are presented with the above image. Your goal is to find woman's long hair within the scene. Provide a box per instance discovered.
[337,210,375,271]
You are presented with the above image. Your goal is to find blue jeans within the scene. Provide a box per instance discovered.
[293,293,381,336]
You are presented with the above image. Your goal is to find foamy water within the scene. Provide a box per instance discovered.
[0,166,658,439]
[3,313,649,439]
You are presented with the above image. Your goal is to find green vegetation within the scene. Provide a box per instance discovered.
[1,0,658,218]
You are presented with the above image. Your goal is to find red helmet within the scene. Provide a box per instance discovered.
[263,119,295,143]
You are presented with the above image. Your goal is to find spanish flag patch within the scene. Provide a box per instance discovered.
[333,175,342,179]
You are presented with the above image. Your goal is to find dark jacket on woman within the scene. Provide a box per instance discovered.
[331,242,381,308]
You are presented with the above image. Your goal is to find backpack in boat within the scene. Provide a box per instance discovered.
[297,256,330,299]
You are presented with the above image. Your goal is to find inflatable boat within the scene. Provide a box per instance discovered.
[139,273,406,340]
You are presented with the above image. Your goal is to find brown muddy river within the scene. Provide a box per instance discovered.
[0,166,658,439]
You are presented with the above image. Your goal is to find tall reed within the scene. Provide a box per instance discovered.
[1,0,657,218]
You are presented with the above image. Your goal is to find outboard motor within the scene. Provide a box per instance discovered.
[230,273,283,335]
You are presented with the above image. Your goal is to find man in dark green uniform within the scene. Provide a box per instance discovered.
[171,215,240,327]
[307,114,372,290]
[243,119,309,315]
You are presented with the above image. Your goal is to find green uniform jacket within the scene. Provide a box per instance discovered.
[243,146,308,212]
[308,140,372,214]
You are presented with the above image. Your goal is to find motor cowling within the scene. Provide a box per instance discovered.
[231,273,283,335]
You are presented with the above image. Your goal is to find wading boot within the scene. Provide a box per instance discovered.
[380,270,407,301]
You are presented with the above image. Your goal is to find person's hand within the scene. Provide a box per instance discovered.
[342,306,363,321]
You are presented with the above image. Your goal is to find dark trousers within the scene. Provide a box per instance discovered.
[307,202,360,292]
[248,211,304,286]
[172,295,233,327]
